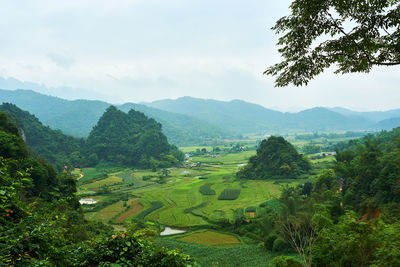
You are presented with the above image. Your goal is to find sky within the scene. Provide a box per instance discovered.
[0,0,399,112]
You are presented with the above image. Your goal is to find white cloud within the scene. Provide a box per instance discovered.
[0,0,399,111]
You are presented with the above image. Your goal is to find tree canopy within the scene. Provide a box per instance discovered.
[265,0,400,86]
[237,136,310,179]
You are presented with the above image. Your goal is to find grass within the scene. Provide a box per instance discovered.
[179,230,241,247]
[82,175,123,190]
[85,201,124,222]
[115,198,143,223]
[81,149,294,227]
[157,237,282,267]
[136,201,164,219]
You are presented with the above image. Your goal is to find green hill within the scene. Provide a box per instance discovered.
[237,136,311,179]
[85,106,183,168]
[119,103,233,145]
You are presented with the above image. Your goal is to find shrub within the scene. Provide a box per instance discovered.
[218,189,241,200]
[264,234,277,251]
[245,206,256,212]
[269,256,302,267]
[71,232,193,266]
[272,237,291,252]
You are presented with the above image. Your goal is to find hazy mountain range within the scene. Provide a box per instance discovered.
[1,88,400,145]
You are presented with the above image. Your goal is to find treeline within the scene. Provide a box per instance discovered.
[294,131,368,141]
[0,103,183,171]
[0,111,192,266]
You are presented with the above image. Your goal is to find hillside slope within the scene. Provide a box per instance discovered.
[0,103,84,169]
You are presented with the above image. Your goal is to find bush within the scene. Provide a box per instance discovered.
[218,189,241,200]
[245,206,257,212]
[199,183,216,195]
[71,232,193,266]
[264,234,277,251]
[272,237,291,252]
[269,256,302,267]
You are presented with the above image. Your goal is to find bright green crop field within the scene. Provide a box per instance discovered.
[78,149,286,227]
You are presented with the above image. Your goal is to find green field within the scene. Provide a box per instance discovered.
[78,149,285,227]
[157,237,285,266]
[77,147,320,265]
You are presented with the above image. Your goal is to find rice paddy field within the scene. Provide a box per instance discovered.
[77,145,334,266]
[79,148,285,227]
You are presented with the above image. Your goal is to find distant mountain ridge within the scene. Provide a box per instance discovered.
[328,107,400,123]
[144,97,379,133]
[0,89,233,145]
[1,89,400,145]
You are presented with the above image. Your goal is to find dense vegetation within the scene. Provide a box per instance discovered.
[85,106,183,168]
[0,112,193,266]
[237,136,310,179]
[0,103,84,171]
[242,127,400,266]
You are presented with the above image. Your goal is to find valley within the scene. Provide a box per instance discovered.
[76,141,335,266]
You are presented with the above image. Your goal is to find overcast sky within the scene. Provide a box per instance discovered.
[0,0,399,111]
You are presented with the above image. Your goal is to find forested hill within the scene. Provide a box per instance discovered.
[85,106,183,168]
[118,103,231,145]
[237,136,310,179]
[0,89,233,145]
[0,103,84,170]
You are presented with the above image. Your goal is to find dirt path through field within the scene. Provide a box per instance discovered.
[115,198,143,223]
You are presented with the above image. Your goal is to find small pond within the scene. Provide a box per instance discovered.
[160,227,186,236]
[79,198,97,205]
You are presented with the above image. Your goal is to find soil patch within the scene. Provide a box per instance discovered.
[115,198,143,223]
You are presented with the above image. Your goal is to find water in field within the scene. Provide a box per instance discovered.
[79,198,97,205]
[160,227,186,236]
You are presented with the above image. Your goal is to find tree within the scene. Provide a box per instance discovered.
[265,0,400,87]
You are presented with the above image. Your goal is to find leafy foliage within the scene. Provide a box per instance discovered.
[237,136,310,179]
[266,0,400,86]
[335,128,400,210]
[71,232,193,267]
[0,103,84,170]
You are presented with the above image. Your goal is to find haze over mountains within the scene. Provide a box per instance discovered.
[1,88,400,146]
